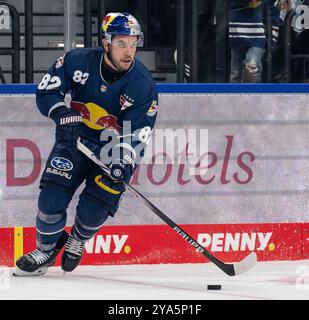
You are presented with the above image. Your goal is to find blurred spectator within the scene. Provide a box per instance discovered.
[275,0,309,82]
[229,0,280,83]
[280,0,306,21]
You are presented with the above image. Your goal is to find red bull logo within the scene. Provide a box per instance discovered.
[102,13,117,32]
[71,101,121,133]
[95,115,121,132]
[147,100,158,117]
[102,16,112,31]
[71,101,91,121]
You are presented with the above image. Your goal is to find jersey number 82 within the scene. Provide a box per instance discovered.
[38,74,61,90]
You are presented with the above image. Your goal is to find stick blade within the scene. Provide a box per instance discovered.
[233,252,257,275]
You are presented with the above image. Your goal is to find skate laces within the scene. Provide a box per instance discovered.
[28,249,54,265]
[65,234,85,256]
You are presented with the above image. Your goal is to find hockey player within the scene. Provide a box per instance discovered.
[229,0,280,82]
[14,12,158,276]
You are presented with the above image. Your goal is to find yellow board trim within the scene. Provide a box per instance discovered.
[95,175,121,195]
[14,226,24,266]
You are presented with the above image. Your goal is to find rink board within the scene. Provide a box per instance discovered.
[1,222,309,267]
[0,84,308,227]
[0,84,308,267]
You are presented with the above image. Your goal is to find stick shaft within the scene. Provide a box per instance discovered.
[124,181,235,275]
[76,138,257,276]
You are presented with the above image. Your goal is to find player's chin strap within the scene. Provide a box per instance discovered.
[76,137,257,277]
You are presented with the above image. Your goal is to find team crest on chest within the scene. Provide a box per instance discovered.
[120,94,134,110]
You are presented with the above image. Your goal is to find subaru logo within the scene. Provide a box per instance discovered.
[51,157,73,171]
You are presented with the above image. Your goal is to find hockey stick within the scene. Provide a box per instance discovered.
[76,138,257,276]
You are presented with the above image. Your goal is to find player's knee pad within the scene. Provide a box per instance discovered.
[37,187,71,223]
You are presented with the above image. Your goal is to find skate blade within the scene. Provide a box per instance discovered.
[13,266,48,277]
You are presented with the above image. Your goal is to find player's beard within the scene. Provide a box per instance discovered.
[106,46,133,71]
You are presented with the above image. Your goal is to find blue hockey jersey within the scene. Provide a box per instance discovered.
[36,48,158,164]
[229,0,280,48]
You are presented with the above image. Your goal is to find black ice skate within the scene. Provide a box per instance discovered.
[13,231,69,277]
[61,231,86,272]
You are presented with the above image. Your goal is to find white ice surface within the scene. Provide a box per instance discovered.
[1,260,309,300]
